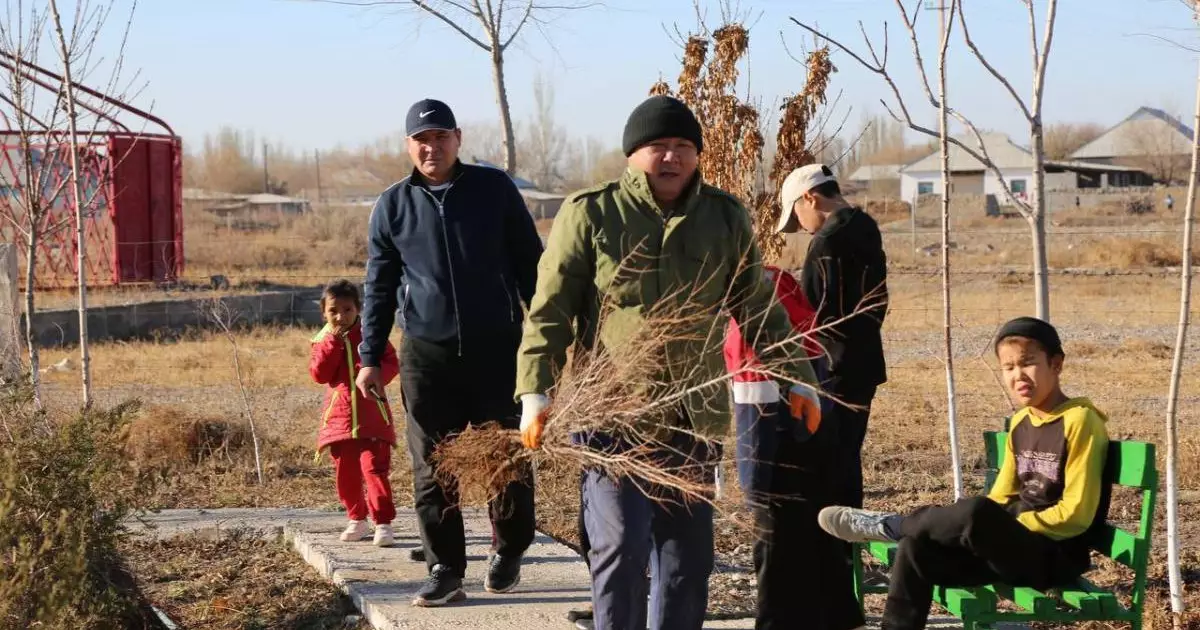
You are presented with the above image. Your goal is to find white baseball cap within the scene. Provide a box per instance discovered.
[775,164,838,233]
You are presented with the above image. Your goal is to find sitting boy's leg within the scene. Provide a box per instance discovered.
[582,466,653,630]
[883,535,996,630]
[902,497,1084,589]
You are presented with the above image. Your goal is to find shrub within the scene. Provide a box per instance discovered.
[0,387,161,629]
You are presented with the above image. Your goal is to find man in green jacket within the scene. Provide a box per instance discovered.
[514,95,822,630]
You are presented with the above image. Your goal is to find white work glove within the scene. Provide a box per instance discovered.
[520,393,551,449]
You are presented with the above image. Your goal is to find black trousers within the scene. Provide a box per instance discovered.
[883,497,1089,630]
[827,384,877,510]
[399,334,535,578]
[744,402,865,630]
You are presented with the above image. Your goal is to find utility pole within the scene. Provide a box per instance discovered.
[262,141,269,194]
[315,149,323,205]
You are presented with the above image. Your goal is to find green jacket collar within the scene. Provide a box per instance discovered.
[620,167,704,216]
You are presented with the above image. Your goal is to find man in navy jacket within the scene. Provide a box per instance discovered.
[356,98,544,607]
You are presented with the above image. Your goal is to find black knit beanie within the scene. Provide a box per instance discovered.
[622,95,704,157]
[994,316,1063,357]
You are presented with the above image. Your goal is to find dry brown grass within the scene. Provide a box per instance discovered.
[181,202,367,284]
[122,531,367,630]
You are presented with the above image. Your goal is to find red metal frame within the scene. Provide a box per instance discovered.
[0,51,182,289]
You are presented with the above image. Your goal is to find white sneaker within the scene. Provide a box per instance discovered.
[373,523,396,547]
[817,506,897,543]
[340,520,371,542]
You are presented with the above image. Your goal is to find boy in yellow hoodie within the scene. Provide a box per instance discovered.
[817,317,1109,630]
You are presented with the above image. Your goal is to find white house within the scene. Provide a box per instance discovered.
[899,132,1152,206]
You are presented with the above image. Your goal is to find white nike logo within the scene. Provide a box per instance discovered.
[419,110,435,118]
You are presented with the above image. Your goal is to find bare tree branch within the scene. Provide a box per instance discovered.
[958,0,1032,121]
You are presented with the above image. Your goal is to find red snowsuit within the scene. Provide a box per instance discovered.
[310,320,400,524]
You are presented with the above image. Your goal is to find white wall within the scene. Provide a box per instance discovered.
[901,168,1037,206]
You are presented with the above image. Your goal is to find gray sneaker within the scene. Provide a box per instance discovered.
[817,506,897,543]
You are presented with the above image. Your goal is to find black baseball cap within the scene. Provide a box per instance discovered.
[405,99,457,137]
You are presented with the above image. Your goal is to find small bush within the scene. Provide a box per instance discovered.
[126,405,253,471]
[0,387,160,628]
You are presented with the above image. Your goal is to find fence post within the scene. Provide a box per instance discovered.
[0,244,21,382]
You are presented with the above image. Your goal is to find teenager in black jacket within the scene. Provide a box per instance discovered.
[356,99,544,607]
[775,164,888,510]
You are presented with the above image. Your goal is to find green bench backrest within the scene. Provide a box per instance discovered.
[982,431,1157,577]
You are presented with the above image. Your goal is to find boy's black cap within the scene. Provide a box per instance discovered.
[406,98,457,137]
[995,316,1063,357]
[622,95,704,156]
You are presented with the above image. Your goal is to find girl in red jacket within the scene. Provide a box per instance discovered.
[310,280,401,547]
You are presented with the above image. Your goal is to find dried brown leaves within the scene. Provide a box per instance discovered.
[649,19,837,265]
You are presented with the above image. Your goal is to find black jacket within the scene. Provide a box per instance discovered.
[800,206,888,392]
[359,161,544,366]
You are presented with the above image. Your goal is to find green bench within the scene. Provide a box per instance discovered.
[852,430,1158,630]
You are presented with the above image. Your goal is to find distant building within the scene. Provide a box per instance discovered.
[1070,107,1194,184]
[899,132,1152,206]
[846,163,905,197]
[472,157,566,219]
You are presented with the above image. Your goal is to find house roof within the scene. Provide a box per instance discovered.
[901,132,1034,173]
[1070,107,1193,160]
[847,164,902,181]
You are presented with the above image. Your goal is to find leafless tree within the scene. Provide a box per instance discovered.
[302,0,599,175]
[207,299,265,486]
[1042,122,1104,161]
[47,0,91,408]
[519,72,567,191]
[932,0,963,499]
[793,0,1060,320]
[0,0,140,407]
[1163,2,1199,624]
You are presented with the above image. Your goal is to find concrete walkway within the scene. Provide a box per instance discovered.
[130,508,1003,630]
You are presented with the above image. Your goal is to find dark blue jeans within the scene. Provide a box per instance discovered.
[577,429,719,630]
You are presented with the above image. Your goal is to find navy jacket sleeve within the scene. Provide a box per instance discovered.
[503,177,544,307]
[359,192,403,368]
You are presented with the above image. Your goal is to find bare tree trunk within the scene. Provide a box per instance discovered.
[937,0,964,500]
[23,227,40,409]
[1030,137,1051,322]
[48,0,92,409]
[1163,54,1200,626]
[491,49,517,175]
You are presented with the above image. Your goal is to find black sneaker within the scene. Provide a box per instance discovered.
[412,564,465,607]
[484,552,522,594]
[409,547,426,563]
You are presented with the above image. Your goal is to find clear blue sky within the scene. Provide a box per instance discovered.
[94,0,1199,154]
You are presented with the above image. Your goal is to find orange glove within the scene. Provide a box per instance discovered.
[519,394,551,449]
[788,385,822,437]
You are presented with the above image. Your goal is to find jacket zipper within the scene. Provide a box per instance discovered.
[343,339,359,439]
[417,182,464,357]
[399,284,410,327]
[499,272,515,323]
